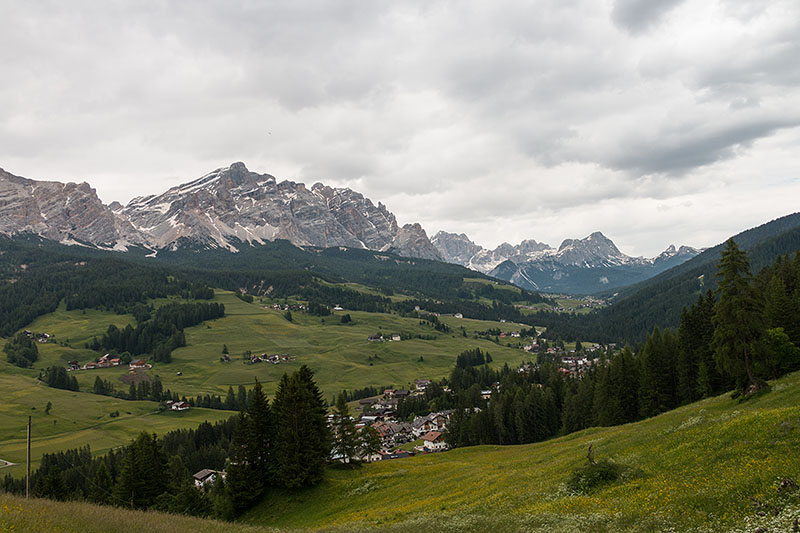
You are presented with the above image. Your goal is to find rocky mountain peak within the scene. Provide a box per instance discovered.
[0,163,441,260]
[390,223,442,261]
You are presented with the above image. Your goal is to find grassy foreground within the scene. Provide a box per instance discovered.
[241,370,800,532]
[0,493,277,533]
[2,373,799,532]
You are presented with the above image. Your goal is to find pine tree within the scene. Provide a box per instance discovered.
[224,411,263,515]
[608,346,639,425]
[712,239,764,394]
[224,386,236,410]
[246,378,275,481]
[358,426,382,460]
[332,393,359,465]
[638,328,678,418]
[89,462,113,505]
[113,433,167,509]
[37,466,68,501]
[273,366,331,487]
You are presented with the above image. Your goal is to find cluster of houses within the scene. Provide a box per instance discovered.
[247,353,294,365]
[411,305,463,320]
[22,330,52,343]
[265,303,307,311]
[339,378,451,461]
[367,334,402,342]
[67,354,150,372]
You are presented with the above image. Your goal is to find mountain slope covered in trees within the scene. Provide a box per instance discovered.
[593,212,800,341]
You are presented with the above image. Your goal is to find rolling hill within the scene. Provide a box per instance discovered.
[3,370,798,532]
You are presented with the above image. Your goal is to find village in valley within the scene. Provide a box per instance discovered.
[34,297,613,491]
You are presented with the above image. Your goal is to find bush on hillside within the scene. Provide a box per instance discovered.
[567,446,637,494]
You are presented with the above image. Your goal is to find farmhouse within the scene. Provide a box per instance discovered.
[169,401,191,411]
[411,411,451,437]
[192,469,223,489]
[359,398,378,408]
[414,379,432,392]
[422,430,448,451]
[129,359,147,369]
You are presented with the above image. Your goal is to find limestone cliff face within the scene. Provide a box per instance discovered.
[0,168,142,247]
[389,223,442,261]
[0,163,441,260]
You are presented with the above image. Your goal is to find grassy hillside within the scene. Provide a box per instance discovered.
[0,492,276,533]
[0,372,232,477]
[3,372,797,532]
[8,290,534,400]
[240,370,800,532]
[1,289,534,479]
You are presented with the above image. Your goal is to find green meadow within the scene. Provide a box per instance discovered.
[0,373,232,477]
[1,287,535,480]
[12,290,534,400]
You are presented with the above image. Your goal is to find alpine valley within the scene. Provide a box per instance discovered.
[2,161,800,533]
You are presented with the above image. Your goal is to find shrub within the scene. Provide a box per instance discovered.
[567,459,625,494]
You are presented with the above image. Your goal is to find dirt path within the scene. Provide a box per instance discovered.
[0,458,15,469]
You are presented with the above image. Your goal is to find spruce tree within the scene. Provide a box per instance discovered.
[712,239,764,393]
[224,411,263,514]
[37,466,68,501]
[89,462,113,505]
[113,433,167,509]
[332,393,359,465]
[638,328,677,418]
[224,386,236,410]
[273,366,331,487]
[608,346,639,425]
[246,378,275,481]
[358,426,382,460]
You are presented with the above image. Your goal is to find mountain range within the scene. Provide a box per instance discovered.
[0,162,700,294]
[432,231,699,294]
[0,163,442,261]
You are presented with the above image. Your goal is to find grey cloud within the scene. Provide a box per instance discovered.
[607,114,800,175]
[611,0,685,34]
[1,0,799,257]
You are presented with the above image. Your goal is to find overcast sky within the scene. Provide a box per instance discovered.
[2,0,799,257]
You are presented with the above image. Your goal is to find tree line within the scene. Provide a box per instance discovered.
[1,418,236,517]
[3,332,39,368]
[0,236,214,337]
[95,302,225,363]
[3,366,337,520]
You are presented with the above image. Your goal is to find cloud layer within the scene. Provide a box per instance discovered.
[1,0,798,256]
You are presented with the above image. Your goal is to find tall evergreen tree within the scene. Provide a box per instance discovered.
[246,378,275,481]
[332,393,359,465]
[273,365,331,487]
[113,433,167,509]
[224,411,263,515]
[89,462,113,505]
[638,328,678,418]
[712,239,764,393]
